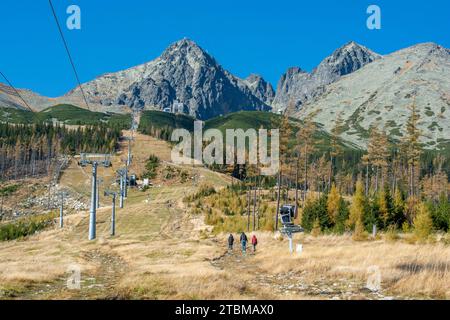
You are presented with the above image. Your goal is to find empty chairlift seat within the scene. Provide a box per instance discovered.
[279,205,303,235]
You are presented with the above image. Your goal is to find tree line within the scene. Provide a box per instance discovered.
[0,123,121,181]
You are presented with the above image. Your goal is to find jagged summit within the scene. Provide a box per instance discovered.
[314,41,381,79]
[324,41,381,64]
[160,38,215,65]
[272,41,381,112]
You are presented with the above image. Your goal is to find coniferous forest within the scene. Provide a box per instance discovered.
[0,123,121,181]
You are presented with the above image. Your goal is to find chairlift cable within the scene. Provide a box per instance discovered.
[48,0,90,110]
[0,71,34,112]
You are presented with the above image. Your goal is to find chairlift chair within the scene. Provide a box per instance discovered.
[79,153,112,168]
[129,174,137,186]
[279,205,297,226]
[78,153,91,167]
[279,204,303,235]
[98,154,112,167]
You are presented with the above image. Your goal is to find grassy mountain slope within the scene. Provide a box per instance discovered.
[139,110,195,131]
[204,111,275,131]
[137,110,360,155]
[0,104,131,127]
[137,110,196,140]
[0,108,35,123]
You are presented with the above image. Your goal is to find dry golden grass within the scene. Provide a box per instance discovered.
[244,232,450,299]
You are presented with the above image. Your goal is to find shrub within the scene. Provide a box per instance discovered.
[142,154,160,179]
[352,219,367,241]
[402,220,411,233]
[301,193,331,232]
[0,212,56,241]
[180,170,189,183]
[385,224,399,242]
[311,218,321,237]
[184,184,216,202]
[430,193,450,232]
[0,184,21,196]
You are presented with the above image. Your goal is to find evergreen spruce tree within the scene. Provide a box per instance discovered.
[393,188,406,228]
[334,197,350,234]
[431,193,450,231]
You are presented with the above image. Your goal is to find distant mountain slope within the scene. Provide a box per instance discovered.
[0,107,35,123]
[137,110,358,157]
[291,43,450,149]
[204,111,276,132]
[272,42,381,112]
[0,104,131,127]
[0,84,119,113]
[138,110,196,139]
[0,84,54,111]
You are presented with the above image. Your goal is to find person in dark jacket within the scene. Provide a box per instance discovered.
[240,232,248,254]
[251,234,258,252]
[228,234,234,251]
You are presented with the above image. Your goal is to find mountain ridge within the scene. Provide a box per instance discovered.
[290,42,450,149]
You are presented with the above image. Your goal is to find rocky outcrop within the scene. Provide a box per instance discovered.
[242,74,275,105]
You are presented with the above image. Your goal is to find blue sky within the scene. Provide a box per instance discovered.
[1,0,449,97]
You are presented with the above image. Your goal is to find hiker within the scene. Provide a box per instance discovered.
[240,232,248,254]
[251,234,258,252]
[228,233,234,251]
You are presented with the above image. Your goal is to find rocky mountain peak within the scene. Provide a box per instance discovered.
[160,38,216,67]
[316,41,381,78]
[272,42,381,112]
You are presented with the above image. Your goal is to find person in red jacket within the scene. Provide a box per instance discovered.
[251,234,258,252]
